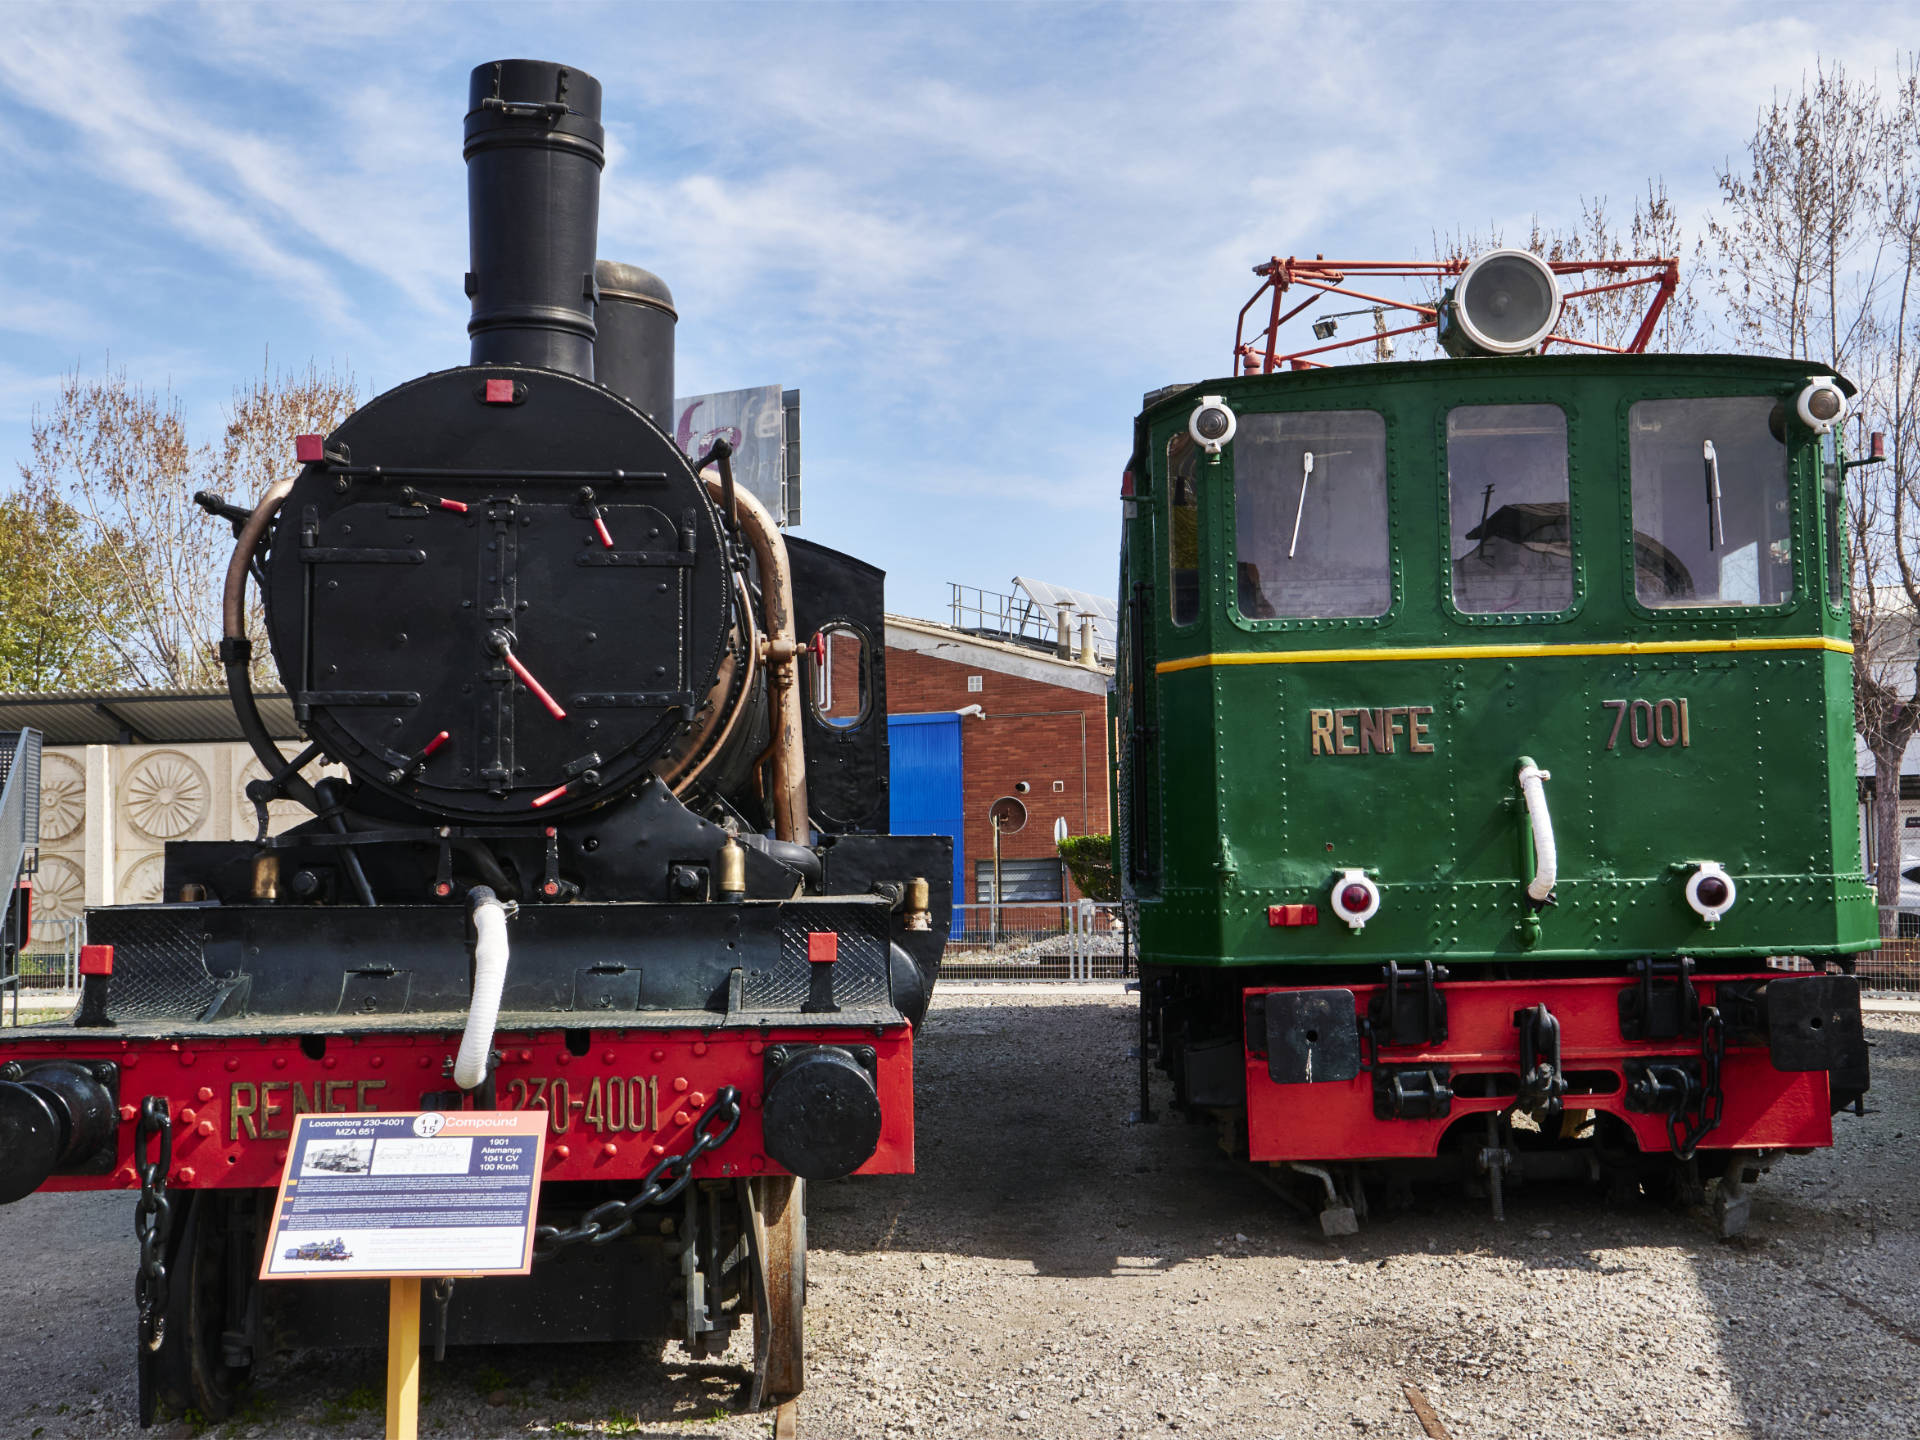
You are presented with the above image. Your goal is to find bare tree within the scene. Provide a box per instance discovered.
[201,357,360,668]
[1853,60,1920,929]
[19,366,207,687]
[1714,58,1920,932]
[16,356,357,690]
[1711,61,1889,366]
[1425,182,1704,356]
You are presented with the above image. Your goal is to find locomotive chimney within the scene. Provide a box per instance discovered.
[593,260,677,424]
[463,59,605,378]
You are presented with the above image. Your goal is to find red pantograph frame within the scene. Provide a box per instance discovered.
[1234,256,1680,374]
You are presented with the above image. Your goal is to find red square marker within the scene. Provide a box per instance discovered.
[484,378,516,404]
[79,944,114,976]
[294,434,325,463]
[807,932,838,965]
[1267,904,1319,928]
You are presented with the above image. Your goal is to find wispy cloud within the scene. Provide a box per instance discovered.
[2,1,1914,616]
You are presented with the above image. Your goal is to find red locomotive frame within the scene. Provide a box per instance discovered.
[11,1024,913,1193]
[1243,973,1829,1162]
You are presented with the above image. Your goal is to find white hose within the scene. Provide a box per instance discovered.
[1516,760,1556,902]
[455,888,511,1091]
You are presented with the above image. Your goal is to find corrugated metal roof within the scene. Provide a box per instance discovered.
[0,689,301,746]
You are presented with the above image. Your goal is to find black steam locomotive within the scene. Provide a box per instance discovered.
[0,58,949,1426]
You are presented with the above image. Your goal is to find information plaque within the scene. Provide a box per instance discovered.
[260,1111,547,1280]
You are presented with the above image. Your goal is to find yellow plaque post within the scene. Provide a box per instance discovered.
[260,1112,547,1437]
[386,1275,421,1440]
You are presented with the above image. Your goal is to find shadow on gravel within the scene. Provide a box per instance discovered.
[809,1000,1292,1279]
[4,994,1915,1438]
[814,998,1726,1277]
[1687,1016,1920,1438]
[810,992,1920,1439]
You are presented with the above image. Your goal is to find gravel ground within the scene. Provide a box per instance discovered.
[2,989,1916,1440]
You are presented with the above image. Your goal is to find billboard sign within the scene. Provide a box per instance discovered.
[672,385,801,526]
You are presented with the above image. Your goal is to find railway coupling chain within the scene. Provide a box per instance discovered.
[1625,1006,1727,1162]
[533,1087,743,1256]
[133,1096,173,1427]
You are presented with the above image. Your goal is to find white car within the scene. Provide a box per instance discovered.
[1873,863,1920,936]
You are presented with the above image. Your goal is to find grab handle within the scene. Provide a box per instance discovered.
[1516,757,1556,904]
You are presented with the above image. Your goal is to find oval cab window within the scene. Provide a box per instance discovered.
[808,624,871,729]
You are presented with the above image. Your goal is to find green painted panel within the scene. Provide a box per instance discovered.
[1121,355,1878,971]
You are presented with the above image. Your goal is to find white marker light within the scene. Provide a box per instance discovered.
[1330,868,1380,932]
[1684,861,1737,924]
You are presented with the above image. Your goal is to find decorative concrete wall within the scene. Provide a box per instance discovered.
[35,743,343,918]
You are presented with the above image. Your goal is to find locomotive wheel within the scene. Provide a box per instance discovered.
[150,1191,252,1422]
[743,1175,805,1410]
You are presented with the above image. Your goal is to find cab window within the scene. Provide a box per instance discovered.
[1167,433,1199,626]
[1629,397,1792,607]
[1233,410,1390,619]
[1447,404,1571,614]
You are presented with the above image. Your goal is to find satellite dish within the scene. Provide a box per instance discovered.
[1053,816,1068,844]
[1441,249,1561,357]
[989,796,1028,833]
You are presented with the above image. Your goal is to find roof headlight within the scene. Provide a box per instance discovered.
[1441,249,1562,357]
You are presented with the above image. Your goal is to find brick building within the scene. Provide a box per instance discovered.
[882,614,1111,905]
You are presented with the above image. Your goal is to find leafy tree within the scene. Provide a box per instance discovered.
[0,489,131,690]
[12,356,357,690]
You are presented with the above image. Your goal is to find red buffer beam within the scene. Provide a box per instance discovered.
[1243,974,1829,1164]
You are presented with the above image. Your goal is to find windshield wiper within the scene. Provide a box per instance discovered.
[1703,439,1725,551]
[1289,450,1315,558]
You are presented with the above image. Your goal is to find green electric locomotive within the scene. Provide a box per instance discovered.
[1117,250,1875,1235]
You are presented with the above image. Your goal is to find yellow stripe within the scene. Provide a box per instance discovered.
[1155,635,1852,675]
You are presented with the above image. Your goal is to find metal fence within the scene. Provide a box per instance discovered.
[1857,938,1920,996]
[17,916,84,993]
[940,901,1131,982]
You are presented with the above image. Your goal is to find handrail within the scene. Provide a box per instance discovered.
[946,583,1115,664]
[1516,757,1557,903]
[0,728,43,1026]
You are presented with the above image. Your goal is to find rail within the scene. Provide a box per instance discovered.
[947,584,1113,666]
[1233,254,1680,373]
[0,728,42,1026]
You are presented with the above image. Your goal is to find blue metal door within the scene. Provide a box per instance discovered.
[887,712,964,901]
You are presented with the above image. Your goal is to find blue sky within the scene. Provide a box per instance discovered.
[0,2,1912,624]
